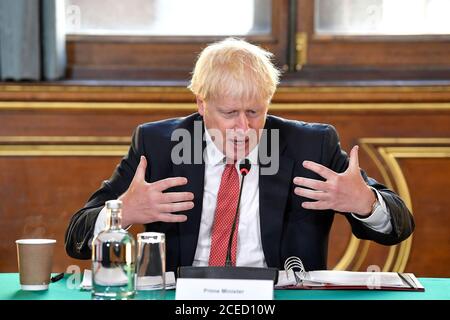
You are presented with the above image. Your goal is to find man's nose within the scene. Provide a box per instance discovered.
[235,113,249,132]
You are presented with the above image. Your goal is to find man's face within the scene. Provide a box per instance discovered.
[197,96,269,161]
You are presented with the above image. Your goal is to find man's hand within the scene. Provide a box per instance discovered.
[293,146,376,216]
[118,156,194,226]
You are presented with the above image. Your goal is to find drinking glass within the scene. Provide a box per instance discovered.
[135,232,166,300]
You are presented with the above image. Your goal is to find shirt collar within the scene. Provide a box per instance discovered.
[204,126,225,167]
[204,125,259,167]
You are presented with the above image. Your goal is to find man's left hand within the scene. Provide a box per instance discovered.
[293,145,376,217]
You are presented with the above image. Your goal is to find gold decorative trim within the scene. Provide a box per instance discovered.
[277,86,450,94]
[362,142,398,272]
[2,84,450,94]
[296,32,308,70]
[0,85,188,93]
[352,241,370,271]
[271,103,450,111]
[360,138,450,144]
[383,147,450,158]
[333,236,360,270]
[0,145,129,156]
[359,138,450,272]
[0,136,130,143]
[0,136,130,156]
[0,101,195,111]
[1,101,450,111]
[378,148,413,272]
[383,244,397,272]
[360,143,393,188]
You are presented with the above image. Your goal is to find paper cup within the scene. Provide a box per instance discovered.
[16,239,56,291]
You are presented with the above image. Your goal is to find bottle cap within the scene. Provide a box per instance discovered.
[106,199,122,210]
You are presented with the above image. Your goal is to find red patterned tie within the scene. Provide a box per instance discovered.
[208,163,240,266]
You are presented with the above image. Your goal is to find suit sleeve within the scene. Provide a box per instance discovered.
[321,125,415,245]
[64,125,146,259]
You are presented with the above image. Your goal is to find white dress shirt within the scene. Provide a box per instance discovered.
[192,128,266,267]
[93,126,393,264]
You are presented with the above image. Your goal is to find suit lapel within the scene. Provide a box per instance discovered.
[259,117,294,267]
[171,114,206,266]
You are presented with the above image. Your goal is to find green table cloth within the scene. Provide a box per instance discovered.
[0,273,448,300]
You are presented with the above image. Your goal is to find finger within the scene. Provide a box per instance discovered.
[302,161,336,180]
[160,192,194,203]
[301,201,330,210]
[152,177,188,192]
[155,213,188,223]
[132,156,147,184]
[348,145,360,172]
[293,177,328,192]
[294,187,327,201]
[158,201,194,213]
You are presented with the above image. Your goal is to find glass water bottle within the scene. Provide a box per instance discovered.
[91,199,136,299]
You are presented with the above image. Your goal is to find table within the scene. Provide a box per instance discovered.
[0,274,448,300]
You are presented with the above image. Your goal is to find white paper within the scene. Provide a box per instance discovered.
[136,275,165,290]
[304,270,405,287]
[80,269,93,289]
[275,269,297,287]
[275,270,415,288]
[175,278,274,300]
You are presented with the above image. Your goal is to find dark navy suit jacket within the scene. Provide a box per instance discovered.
[65,113,414,272]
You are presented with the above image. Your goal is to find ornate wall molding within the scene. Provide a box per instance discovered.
[334,138,450,272]
[1,101,450,112]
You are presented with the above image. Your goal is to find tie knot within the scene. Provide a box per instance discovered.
[224,163,237,175]
[222,157,236,167]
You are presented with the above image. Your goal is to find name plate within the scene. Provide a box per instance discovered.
[175,278,274,300]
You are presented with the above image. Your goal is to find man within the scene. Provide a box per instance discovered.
[65,38,414,272]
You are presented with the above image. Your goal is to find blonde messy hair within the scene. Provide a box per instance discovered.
[188,38,280,103]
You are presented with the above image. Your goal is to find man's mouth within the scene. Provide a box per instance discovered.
[231,137,249,146]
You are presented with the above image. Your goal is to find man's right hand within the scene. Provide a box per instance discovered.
[118,156,194,226]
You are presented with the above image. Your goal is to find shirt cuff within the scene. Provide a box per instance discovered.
[93,206,108,238]
[351,188,393,234]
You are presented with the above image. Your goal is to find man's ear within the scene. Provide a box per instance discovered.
[196,96,205,116]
